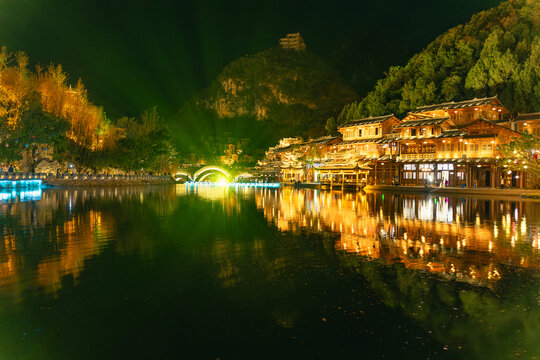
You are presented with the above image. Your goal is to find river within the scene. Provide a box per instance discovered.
[0,185,538,359]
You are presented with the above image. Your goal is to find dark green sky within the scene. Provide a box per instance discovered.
[0,0,503,119]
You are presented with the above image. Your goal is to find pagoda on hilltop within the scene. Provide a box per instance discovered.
[279,33,307,51]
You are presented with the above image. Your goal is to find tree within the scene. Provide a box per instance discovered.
[0,99,69,171]
[112,109,171,172]
[325,117,337,135]
[299,145,323,182]
[497,133,540,188]
[339,0,540,117]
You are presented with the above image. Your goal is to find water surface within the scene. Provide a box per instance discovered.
[0,185,538,359]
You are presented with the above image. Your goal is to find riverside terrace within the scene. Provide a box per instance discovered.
[257,96,540,189]
[0,172,173,187]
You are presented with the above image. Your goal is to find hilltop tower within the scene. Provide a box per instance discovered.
[279,33,307,51]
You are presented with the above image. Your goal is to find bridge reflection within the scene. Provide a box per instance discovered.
[254,188,540,286]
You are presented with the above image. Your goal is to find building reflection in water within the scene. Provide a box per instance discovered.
[255,188,540,286]
[1,184,538,299]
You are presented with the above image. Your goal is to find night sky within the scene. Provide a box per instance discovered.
[0,0,503,119]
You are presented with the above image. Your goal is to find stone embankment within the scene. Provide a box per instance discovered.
[363,184,540,198]
[0,172,175,187]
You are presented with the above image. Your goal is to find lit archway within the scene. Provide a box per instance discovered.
[232,173,254,182]
[193,166,230,181]
[174,170,193,181]
[197,172,227,181]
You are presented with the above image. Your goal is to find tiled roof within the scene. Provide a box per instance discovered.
[339,114,395,128]
[378,137,397,144]
[515,112,540,122]
[462,133,497,139]
[395,136,439,141]
[393,117,449,128]
[460,117,521,134]
[414,96,500,112]
[308,136,339,145]
[339,139,381,145]
[437,130,465,138]
[338,136,397,145]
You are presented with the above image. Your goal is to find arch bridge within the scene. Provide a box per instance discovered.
[174,166,254,183]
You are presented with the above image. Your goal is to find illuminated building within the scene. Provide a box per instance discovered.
[396,96,522,187]
[279,33,307,51]
[258,136,340,183]
[515,112,540,137]
[261,96,536,188]
[327,114,401,186]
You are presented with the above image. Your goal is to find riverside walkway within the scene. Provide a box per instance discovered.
[0,172,174,187]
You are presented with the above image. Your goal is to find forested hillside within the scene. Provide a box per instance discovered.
[338,0,540,123]
[171,47,358,162]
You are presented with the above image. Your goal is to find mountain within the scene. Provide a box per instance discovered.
[171,46,358,161]
[339,0,540,123]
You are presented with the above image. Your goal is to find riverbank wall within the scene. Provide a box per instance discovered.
[286,182,540,198]
[0,172,176,187]
[45,178,175,187]
[363,184,540,197]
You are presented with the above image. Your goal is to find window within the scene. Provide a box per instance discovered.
[404,164,417,171]
[411,129,417,136]
[437,164,455,171]
[457,171,465,180]
[404,172,416,179]
[375,128,379,135]
[358,129,362,137]
[419,164,434,171]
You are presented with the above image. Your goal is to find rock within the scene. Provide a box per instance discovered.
[35,159,60,174]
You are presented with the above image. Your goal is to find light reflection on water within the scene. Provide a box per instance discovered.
[254,188,540,286]
[0,188,42,202]
[4,185,533,295]
[0,185,537,359]
[0,186,176,299]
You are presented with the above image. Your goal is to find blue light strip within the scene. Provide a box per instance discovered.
[0,188,42,202]
[185,181,280,188]
[0,180,43,188]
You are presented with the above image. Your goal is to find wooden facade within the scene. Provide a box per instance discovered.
[259,96,534,189]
